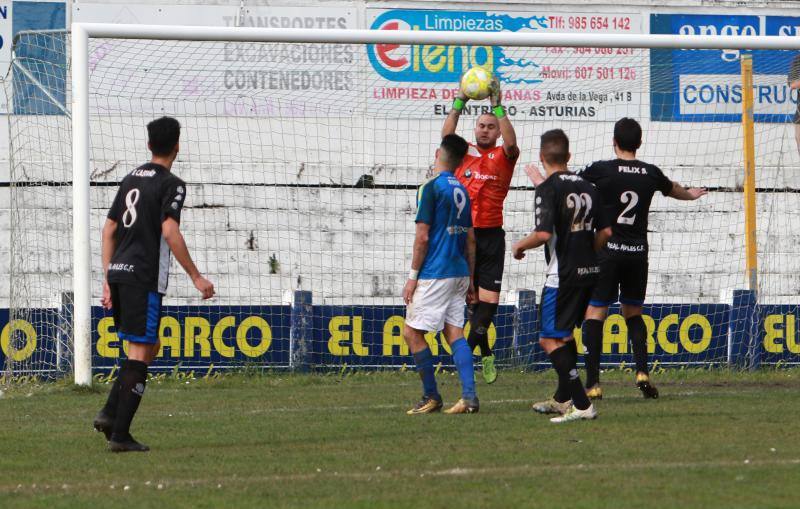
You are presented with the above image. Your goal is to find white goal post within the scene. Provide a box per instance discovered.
[68,23,800,385]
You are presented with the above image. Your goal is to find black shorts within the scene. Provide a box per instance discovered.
[110,283,163,344]
[794,109,800,124]
[474,227,505,293]
[540,285,593,338]
[589,255,648,307]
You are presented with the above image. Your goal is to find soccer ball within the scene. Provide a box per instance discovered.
[460,66,493,100]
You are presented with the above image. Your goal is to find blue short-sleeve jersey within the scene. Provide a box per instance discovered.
[414,171,472,279]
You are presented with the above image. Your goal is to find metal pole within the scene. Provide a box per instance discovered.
[77,23,800,50]
[71,24,92,386]
[741,55,758,293]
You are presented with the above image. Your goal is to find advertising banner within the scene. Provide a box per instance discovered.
[73,3,359,117]
[366,9,644,120]
[650,13,800,122]
[4,301,799,375]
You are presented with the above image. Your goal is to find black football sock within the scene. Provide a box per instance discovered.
[100,374,122,418]
[549,345,575,406]
[564,342,591,410]
[582,319,604,388]
[627,315,649,375]
[553,340,578,402]
[468,301,498,357]
[111,360,148,442]
[552,375,570,404]
[550,344,591,411]
[466,303,480,352]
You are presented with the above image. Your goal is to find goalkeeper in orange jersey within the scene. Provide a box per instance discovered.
[441,77,519,383]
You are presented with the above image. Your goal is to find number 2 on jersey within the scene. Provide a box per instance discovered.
[617,191,639,225]
[121,188,141,227]
[453,187,467,219]
[566,192,593,231]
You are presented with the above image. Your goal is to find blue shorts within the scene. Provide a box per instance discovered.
[110,283,163,344]
[540,285,593,339]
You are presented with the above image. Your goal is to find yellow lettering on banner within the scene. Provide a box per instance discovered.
[96,317,120,358]
[212,316,236,358]
[184,316,211,357]
[573,315,654,354]
[643,315,656,354]
[657,314,679,354]
[423,45,446,72]
[237,316,272,357]
[786,315,800,354]
[423,331,441,355]
[382,316,408,356]
[351,317,368,356]
[679,314,712,353]
[159,316,181,358]
[763,314,785,354]
[412,29,421,72]
[464,322,498,355]
[327,316,369,357]
[329,316,351,356]
[574,326,584,353]
[446,46,461,73]
[1,319,37,361]
[603,314,627,354]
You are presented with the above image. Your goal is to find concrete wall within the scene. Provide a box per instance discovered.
[5,0,800,309]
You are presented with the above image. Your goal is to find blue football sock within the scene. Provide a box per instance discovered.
[412,347,439,398]
[451,338,477,400]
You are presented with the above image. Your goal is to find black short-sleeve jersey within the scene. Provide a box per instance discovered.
[579,159,672,259]
[106,163,186,294]
[534,171,609,288]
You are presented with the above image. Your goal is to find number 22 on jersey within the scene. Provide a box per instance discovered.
[566,192,594,231]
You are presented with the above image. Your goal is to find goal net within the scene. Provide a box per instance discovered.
[5,26,800,381]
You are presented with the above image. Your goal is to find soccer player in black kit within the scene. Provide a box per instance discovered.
[93,117,215,452]
[513,129,611,423]
[578,118,706,399]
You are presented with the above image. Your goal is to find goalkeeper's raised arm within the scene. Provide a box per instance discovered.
[441,78,519,160]
[489,77,519,160]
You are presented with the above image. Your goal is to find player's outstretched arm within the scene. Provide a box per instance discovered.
[100,218,118,309]
[524,163,546,187]
[403,222,431,305]
[511,231,551,260]
[594,226,612,252]
[490,78,519,160]
[162,217,215,299]
[668,182,708,200]
[441,90,468,138]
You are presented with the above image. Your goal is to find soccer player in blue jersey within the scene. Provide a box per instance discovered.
[403,134,479,414]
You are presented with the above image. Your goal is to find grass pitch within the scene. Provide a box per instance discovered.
[1,369,799,508]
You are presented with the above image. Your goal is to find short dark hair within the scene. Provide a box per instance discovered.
[540,129,570,165]
[147,116,181,156]
[613,117,642,152]
[440,134,469,168]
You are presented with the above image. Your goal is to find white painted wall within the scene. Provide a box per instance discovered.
[4,0,800,309]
